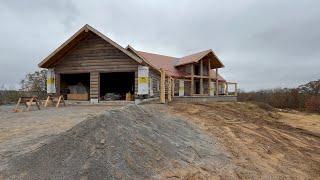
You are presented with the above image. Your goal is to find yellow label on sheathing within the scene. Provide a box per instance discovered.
[47,78,54,84]
[138,77,148,84]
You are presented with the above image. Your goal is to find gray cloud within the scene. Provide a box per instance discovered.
[0,0,319,90]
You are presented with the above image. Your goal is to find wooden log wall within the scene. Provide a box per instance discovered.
[53,32,140,100]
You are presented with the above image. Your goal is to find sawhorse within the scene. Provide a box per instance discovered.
[13,96,41,112]
[44,95,66,108]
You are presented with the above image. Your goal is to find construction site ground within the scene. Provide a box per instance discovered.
[0,102,319,179]
[0,104,120,171]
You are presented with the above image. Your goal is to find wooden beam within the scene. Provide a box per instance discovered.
[208,58,212,96]
[191,64,194,95]
[216,68,219,96]
[168,77,172,102]
[55,73,61,96]
[172,78,175,97]
[160,69,165,103]
[200,60,204,94]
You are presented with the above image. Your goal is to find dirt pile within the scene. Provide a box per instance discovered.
[1,105,236,179]
[164,102,320,179]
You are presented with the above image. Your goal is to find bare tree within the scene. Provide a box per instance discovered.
[20,69,47,92]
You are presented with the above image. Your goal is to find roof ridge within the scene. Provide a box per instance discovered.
[137,50,177,59]
[180,49,212,58]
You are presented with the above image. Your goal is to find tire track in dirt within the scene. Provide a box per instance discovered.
[159,102,320,179]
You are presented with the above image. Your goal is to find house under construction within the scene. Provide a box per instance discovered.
[38,24,237,103]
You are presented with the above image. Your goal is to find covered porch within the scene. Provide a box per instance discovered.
[158,49,238,103]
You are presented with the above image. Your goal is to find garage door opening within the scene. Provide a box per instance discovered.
[100,72,135,101]
[60,73,90,100]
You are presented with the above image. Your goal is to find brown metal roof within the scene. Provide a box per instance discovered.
[130,47,226,80]
[136,51,185,77]
[175,49,211,66]
[175,49,224,68]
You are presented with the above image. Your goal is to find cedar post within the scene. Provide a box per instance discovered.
[208,59,212,96]
[215,68,219,96]
[171,78,175,97]
[191,64,194,95]
[168,77,172,102]
[55,73,61,96]
[200,59,203,94]
[160,69,165,103]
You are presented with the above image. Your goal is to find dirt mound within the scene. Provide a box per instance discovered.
[163,102,320,179]
[1,105,236,179]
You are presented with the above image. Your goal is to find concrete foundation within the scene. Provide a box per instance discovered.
[173,96,237,103]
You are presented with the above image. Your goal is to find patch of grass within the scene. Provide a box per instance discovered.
[0,90,20,105]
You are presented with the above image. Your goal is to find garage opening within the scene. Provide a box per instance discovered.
[60,73,90,100]
[100,72,135,101]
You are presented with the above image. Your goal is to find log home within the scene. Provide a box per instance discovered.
[39,24,237,103]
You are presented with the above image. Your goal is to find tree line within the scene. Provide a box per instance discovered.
[238,80,320,113]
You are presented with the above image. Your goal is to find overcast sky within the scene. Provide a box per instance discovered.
[0,0,319,91]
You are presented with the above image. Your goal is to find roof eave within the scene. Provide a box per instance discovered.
[174,49,224,68]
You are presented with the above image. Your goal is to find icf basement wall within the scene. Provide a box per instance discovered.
[52,32,140,100]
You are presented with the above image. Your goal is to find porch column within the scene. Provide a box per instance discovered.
[200,59,204,94]
[55,73,61,96]
[191,64,194,95]
[208,59,212,96]
[168,77,172,102]
[215,68,219,96]
[160,69,165,103]
[171,78,175,97]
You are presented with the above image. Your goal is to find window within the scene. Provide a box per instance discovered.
[156,80,160,91]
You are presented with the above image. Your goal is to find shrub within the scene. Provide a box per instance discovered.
[0,90,20,105]
[305,96,320,113]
